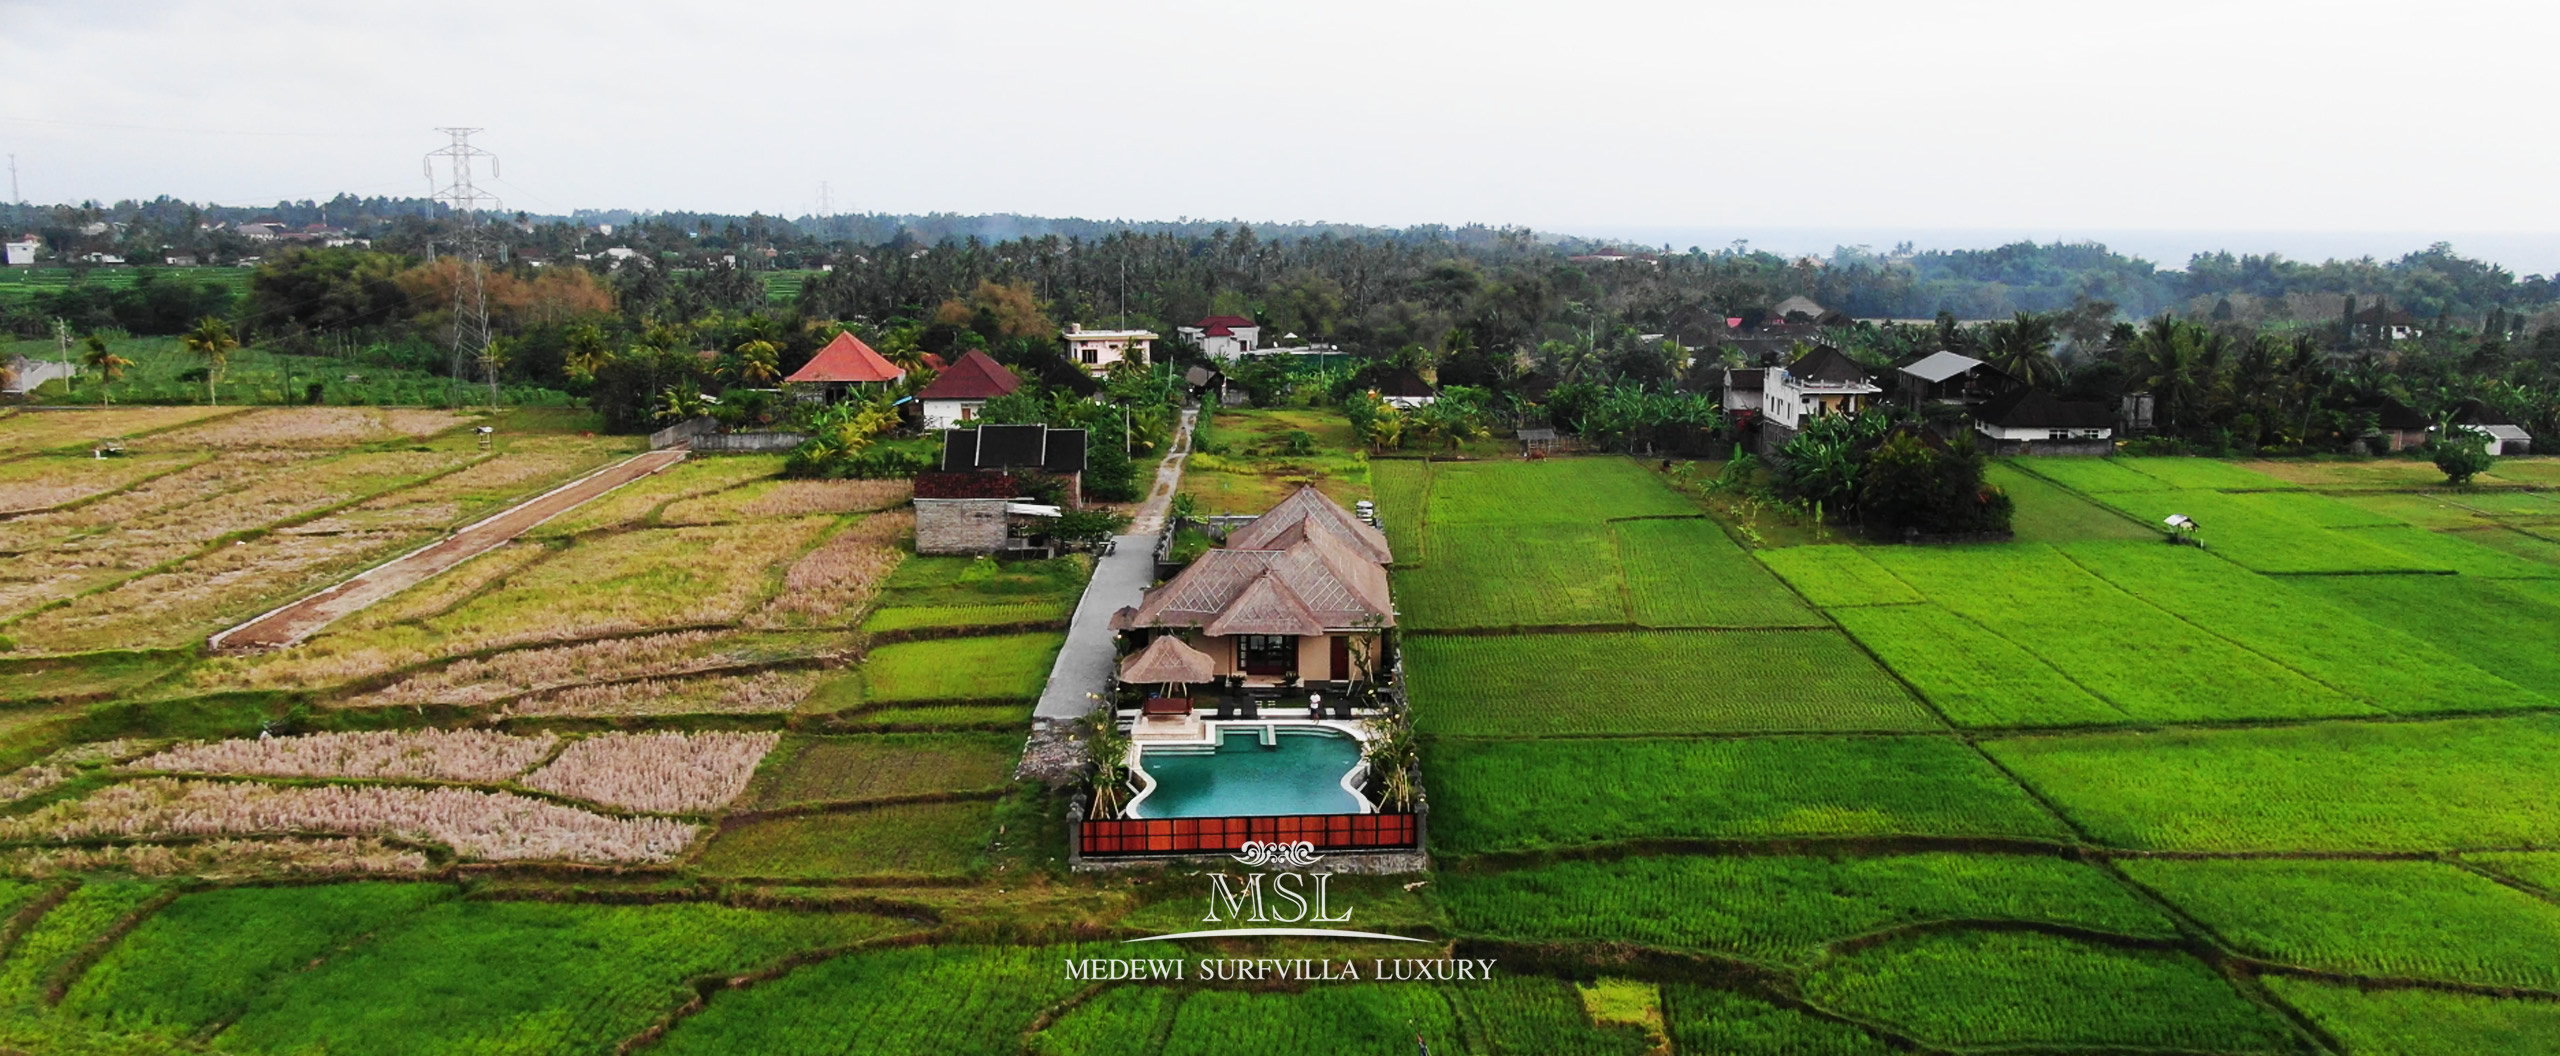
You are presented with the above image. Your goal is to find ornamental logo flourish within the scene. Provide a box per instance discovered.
[1119,840,1428,944]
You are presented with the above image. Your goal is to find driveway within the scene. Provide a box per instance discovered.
[1034,406,1197,721]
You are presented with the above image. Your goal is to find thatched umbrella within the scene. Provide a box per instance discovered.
[1119,635,1214,697]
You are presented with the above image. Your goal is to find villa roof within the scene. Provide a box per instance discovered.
[1223,486,1391,565]
[1899,350,1991,384]
[1784,345,1874,387]
[1119,634,1215,684]
[2359,396,2431,431]
[785,331,906,384]
[1126,528,1393,633]
[1205,571,1328,637]
[915,349,1021,401]
[1203,324,1235,337]
[1372,367,1438,399]
[1975,388,2113,429]
[1771,295,1827,319]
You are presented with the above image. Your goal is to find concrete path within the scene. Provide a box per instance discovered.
[1034,406,1198,721]
[210,449,688,651]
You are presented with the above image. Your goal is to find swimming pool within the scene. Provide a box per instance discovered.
[1129,726,1366,819]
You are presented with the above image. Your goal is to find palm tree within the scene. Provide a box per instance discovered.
[1978,311,2062,389]
[731,339,782,386]
[81,336,133,407]
[179,317,239,406]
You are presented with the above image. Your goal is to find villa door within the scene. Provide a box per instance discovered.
[1237,635,1296,677]
[1329,636,1350,681]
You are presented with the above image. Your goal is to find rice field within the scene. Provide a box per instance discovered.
[1829,603,2126,727]
[2264,977,2560,1055]
[693,800,996,878]
[519,731,778,814]
[1985,716,2560,851]
[858,633,1064,704]
[0,778,696,863]
[0,406,239,453]
[1800,929,2294,1051]
[127,729,556,783]
[1423,735,2071,855]
[744,733,1020,807]
[1436,852,2173,963]
[2120,857,2560,990]
[1403,630,1935,735]
[1754,545,1924,607]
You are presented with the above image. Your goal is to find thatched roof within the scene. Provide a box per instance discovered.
[1119,635,1214,684]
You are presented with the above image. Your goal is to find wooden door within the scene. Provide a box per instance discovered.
[1329,635,1350,681]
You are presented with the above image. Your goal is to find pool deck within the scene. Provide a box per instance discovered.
[1127,716,1373,748]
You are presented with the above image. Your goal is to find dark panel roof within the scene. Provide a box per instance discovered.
[975,424,1049,467]
[1975,388,2113,429]
[1041,428,1088,474]
[938,428,979,472]
[1725,367,1765,392]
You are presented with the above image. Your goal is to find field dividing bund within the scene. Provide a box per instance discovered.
[210,448,691,650]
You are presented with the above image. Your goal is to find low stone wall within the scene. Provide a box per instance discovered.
[690,431,808,453]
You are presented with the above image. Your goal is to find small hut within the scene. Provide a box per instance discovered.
[1119,635,1215,721]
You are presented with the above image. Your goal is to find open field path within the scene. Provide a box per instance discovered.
[208,449,689,651]
[1035,406,1197,721]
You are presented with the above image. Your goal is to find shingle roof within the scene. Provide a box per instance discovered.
[1223,486,1391,565]
[1974,388,2113,429]
[1373,367,1438,399]
[1725,367,1765,392]
[1899,350,1990,384]
[1197,315,1257,329]
[915,349,1021,401]
[1127,528,1393,633]
[1785,345,1874,386]
[785,331,906,384]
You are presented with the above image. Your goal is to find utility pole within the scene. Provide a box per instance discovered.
[55,318,72,392]
[424,128,502,408]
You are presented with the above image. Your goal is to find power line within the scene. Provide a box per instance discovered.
[424,127,502,408]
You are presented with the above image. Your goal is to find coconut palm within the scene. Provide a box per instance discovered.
[179,317,239,406]
[730,339,782,385]
[1978,311,2062,389]
[81,336,133,407]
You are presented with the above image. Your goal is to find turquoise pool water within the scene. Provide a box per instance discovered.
[1132,727,1364,818]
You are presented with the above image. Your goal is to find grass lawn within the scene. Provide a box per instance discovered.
[1985,715,2560,851]
[859,633,1063,703]
[1179,408,1371,515]
[1423,735,2069,855]
[694,801,996,878]
[1404,630,1935,736]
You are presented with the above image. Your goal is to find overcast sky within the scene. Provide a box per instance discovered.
[3,0,2551,252]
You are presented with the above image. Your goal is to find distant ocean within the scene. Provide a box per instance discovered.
[1559,226,2560,276]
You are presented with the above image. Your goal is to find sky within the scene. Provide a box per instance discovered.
[3,0,2554,267]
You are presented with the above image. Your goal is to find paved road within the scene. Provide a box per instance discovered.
[1034,407,1197,721]
[210,449,689,651]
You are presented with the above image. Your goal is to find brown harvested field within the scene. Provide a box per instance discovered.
[128,729,558,783]
[210,449,688,650]
[749,510,911,627]
[532,455,788,536]
[659,478,911,525]
[0,406,242,453]
[504,669,819,718]
[283,435,642,534]
[0,453,202,515]
[9,528,432,652]
[137,407,472,449]
[0,837,431,878]
[520,731,779,813]
[203,626,803,700]
[0,777,696,863]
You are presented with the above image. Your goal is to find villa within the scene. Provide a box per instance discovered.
[914,348,1021,429]
[1114,486,1394,693]
[1756,345,1881,452]
[1176,314,1262,359]
[1079,485,1418,860]
[1061,323,1157,373]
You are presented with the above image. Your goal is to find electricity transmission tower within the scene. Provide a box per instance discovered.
[424,128,502,407]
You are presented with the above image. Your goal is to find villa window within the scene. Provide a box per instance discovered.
[1236,635,1296,677]
[1081,348,1098,364]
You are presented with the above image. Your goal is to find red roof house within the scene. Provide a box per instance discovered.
[785,331,906,386]
[914,349,1022,428]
